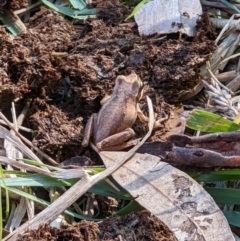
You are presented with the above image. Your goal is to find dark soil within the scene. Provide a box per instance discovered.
[17,210,177,241]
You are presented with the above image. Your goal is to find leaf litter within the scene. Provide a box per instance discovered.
[0,0,218,240]
[0,1,216,161]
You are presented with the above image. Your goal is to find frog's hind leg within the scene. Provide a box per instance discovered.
[97,128,135,150]
[100,138,141,151]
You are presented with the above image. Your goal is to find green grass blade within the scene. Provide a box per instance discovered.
[76,9,98,15]
[223,211,240,227]
[41,0,96,19]
[115,200,141,216]
[187,110,240,132]
[220,0,240,13]
[125,0,152,20]
[0,166,9,220]
[6,187,101,221]
[0,187,2,241]
[3,170,29,176]
[22,159,104,175]
[69,0,86,10]
[0,176,2,240]
[0,11,21,36]
[22,158,63,171]
[0,174,131,199]
[193,169,240,182]
[195,174,240,182]
[205,187,240,204]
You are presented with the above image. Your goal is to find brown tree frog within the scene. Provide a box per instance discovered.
[82,72,143,151]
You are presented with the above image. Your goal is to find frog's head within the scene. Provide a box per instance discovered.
[115,72,143,101]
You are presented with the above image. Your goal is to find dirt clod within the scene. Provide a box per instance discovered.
[17,210,177,241]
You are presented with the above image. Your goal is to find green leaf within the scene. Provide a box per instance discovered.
[205,187,240,204]
[41,0,97,19]
[69,0,86,10]
[125,0,152,20]
[187,110,240,133]
[223,211,240,227]
[0,11,21,36]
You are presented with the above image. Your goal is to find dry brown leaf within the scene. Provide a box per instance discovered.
[135,0,202,37]
[100,151,234,241]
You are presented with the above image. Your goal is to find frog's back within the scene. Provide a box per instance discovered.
[94,95,137,143]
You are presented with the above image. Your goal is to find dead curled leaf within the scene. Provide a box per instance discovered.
[167,133,240,167]
[100,151,234,241]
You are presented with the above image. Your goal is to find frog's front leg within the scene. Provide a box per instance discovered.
[82,113,97,147]
[97,128,135,150]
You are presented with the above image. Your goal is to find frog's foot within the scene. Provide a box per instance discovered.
[137,111,169,130]
[153,115,169,129]
[97,128,135,150]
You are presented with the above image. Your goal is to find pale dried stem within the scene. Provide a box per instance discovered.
[14,2,41,15]
[0,112,58,166]
[211,18,240,31]
[215,70,237,83]
[16,102,30,128]
[3,10,26,32]
[215,14,235,44]
[206,62,233,94]
[218,33,240,71]
[0,120,32,133]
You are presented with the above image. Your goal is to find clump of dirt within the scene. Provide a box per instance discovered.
[17,210,177,241]
[94,0,131,24]
[1,0,28,9]
[0,0,216,160]
[98,210,177,241]
[31,105,83,155]
[17,221,99,241]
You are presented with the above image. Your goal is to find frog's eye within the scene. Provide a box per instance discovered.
[115,76,124,86]
[131,81,141,96]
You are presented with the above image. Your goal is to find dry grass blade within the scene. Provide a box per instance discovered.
[0,112,58,166]
[0,157,50,175]
[2,96,155,241]
[215,14,235,44]
[0,125,42,165]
